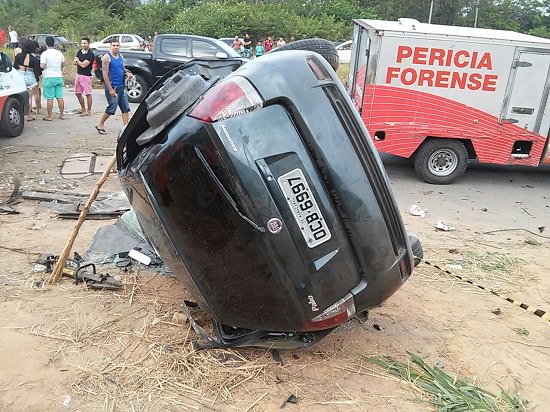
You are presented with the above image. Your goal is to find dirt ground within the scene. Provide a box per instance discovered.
[0,93,549,411]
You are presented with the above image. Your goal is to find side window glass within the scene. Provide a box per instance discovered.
[122,36,132,43]
[159,38,189,57]
[192,41,219,58]
[104,36,116,44]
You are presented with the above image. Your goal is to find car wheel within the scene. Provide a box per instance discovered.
[268,38,339,71]
[126,74,149,103]
[414,139,469,184]
[0,98,24,137]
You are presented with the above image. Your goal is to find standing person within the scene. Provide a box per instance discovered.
[276,37,286,48]
[95,40,133,135]
[255,41,264,58]
[40,36,65,121]
[8,26,18,49]
[73,37,94,116]
[31,40,43,115]
[0,27,5,49]
[232,36,243,54]
[13,40,40,122]
[242,33,252,58]
[264,36,273,53]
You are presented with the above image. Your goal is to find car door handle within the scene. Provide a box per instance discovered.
[156,58,166,62]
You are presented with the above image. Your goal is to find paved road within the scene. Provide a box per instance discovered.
[0,88,139,149]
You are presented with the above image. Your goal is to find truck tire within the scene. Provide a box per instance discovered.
[268,38,339,71]
[127,74,149,104]
[0,97,24,137]
[414,139,468,184]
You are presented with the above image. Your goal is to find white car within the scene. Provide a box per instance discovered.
[90,34,145,51]
[0,52,28,137]
[335,40,352,64]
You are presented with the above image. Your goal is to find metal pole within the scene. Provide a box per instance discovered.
[474,0,480,28]
[428,0,434,24]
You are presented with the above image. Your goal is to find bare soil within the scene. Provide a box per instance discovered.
[0,105,549,411]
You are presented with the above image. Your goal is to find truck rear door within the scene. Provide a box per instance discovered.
[348,22,370,112]
[501,51,550,134]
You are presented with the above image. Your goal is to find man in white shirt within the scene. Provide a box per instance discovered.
[40,36,65,121]
[8,26,17,49]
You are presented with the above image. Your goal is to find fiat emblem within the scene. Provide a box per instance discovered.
[267,218,283,234]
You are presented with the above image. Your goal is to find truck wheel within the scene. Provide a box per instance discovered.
[414,139,468,184]
[268,39,339,71]
[0,97,24,137]
[127,74,149,104]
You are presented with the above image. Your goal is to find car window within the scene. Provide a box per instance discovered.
[192,40,220,58]
[136,35,145,43]
[160,38,189,57]
[121,36,133,43]
[104,35,117,44]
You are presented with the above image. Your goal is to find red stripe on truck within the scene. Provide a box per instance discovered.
[361,84,546,166]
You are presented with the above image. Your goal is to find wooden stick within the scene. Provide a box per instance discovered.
[48,154,117,284]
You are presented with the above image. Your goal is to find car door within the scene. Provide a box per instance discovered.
[102,35,119,48]
[191,39,225,58]
[152,36,191,80]
[121,35,135,50]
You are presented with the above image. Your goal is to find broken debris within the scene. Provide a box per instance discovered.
[409,204,427,218]
[435,220,455,231]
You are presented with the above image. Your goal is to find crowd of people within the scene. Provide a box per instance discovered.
[232,34,294,58]
[0,27,296,134]
[1,27,131,135]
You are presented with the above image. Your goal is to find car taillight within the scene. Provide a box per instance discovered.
[189,76,263,123]
[299,293,356,331]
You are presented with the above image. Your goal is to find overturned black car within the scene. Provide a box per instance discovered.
[117,47,422,349]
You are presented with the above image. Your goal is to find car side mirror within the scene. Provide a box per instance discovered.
[215,52,228,59]
[0,52,13,73]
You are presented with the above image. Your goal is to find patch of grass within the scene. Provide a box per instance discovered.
[457,252,525,275]
[336,62,350,87]
[513,328,529,337]
[365,352,527,412]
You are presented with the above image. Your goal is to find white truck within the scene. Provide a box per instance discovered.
[348,18,550,183]
[0,51,28,138]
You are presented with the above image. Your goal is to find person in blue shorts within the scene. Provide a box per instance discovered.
[95,40,133,135]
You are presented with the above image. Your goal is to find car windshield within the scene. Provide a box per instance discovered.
[56,36,69,43]
[136,35,145,43]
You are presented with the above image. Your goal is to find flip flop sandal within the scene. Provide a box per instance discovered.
[43,117,53,121]
[95,125,107,135]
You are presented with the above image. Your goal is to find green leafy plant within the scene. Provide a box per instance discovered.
[365,352,527,411]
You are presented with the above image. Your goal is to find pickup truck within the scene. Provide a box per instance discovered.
[95,34,245,103]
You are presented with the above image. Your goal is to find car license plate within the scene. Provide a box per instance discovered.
[278,168,331,248]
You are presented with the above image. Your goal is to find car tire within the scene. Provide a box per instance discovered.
[127,74,149,104]
[413,139,468,184]
[0,97,24,137]
[408,235,423,267]
[268,38,339,71]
